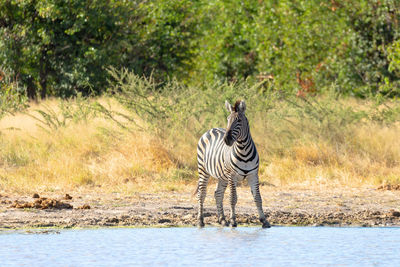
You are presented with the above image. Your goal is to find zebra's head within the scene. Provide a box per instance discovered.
[224,100,247,146]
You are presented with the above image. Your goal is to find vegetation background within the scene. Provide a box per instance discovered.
[1,0,400,194]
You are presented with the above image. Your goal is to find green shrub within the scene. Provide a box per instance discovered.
[107,69,400,144]
[326,0,400,96]
[107,67,277,135]
[0,0,198,98]
[28,94,97,132]
[1,0,400,98]
[0,69,28,119]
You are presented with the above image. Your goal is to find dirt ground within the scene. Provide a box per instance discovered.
[1,186,400,229]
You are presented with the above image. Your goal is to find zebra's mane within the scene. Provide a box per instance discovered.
[233,100,242,112]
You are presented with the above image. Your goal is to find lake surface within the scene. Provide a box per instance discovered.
[1,227,400,266]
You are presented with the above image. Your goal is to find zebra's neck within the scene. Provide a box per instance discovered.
[234,131,254,153]
[226,130,258,175]
[236,121,251,148]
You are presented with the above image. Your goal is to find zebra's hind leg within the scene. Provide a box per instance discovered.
[214,179,228,226]
[228,178,238,227]
[197,170,210,228]
[248,174,271,228]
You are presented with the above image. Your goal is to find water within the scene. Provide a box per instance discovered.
[1,227,399,266]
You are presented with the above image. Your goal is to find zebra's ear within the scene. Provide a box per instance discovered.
[238,100,246,113]
[225,100,233,113]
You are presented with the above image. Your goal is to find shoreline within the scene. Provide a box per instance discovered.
[1,187,400,229]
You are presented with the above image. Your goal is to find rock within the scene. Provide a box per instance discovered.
[9,197,73,210]
[77,204,91,209]
[106,217,119,223]
[390,210,400,217]
[32,193,40,198]
[377,184,400,191]
[171,206,194,210]
[118,215,129,221]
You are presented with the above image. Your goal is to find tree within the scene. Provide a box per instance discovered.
[0,0,198,98]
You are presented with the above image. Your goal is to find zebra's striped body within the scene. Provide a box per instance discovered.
[197,127,259,181]
[196,100,270,228]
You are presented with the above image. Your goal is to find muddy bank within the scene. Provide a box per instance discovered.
[1,188,400,229]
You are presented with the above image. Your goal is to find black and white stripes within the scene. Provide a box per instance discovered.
[196,100,270,228]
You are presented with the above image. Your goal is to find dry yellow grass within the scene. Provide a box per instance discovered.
[257,123,400,188]
[0,97,399,195]
[0,98,193,194]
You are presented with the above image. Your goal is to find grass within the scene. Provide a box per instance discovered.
[0,73,400,195]
[0,97,195,195]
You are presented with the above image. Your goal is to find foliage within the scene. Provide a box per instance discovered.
[1,0,400,98]
[0,68,28,119]
[107,69,400,143]
[107,67,278,136]
[327,0,400,96]
[192,1,260,83]
[192,0,400,96]
[193,0,346,92]
[27,94,97,132]
[388,39,400,75]
[0,0,198,98]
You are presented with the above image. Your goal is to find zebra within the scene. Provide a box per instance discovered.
[196,100,270,228]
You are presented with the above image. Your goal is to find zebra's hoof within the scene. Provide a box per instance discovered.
[230,219,237,228]
[197,220,205,228]
[219,219,228,227]
[218,217,228,226]
[261,220,271,228]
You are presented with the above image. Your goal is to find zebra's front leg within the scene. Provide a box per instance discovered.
[197,172,210,228]
[214,179,228,226]
[228,178,238,227]
[248,174,271,228]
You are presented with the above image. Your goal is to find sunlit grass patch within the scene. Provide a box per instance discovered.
[1,77,400,194]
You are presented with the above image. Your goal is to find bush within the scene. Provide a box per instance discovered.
[0,69,28,119]
[190,0,400,97]
[0,0,198,98]
[107,67,277,136]
[325,0,400,96]
[1,0,400,98]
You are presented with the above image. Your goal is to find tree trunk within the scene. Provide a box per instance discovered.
[26,76,37,100]
[39,50,47,99]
